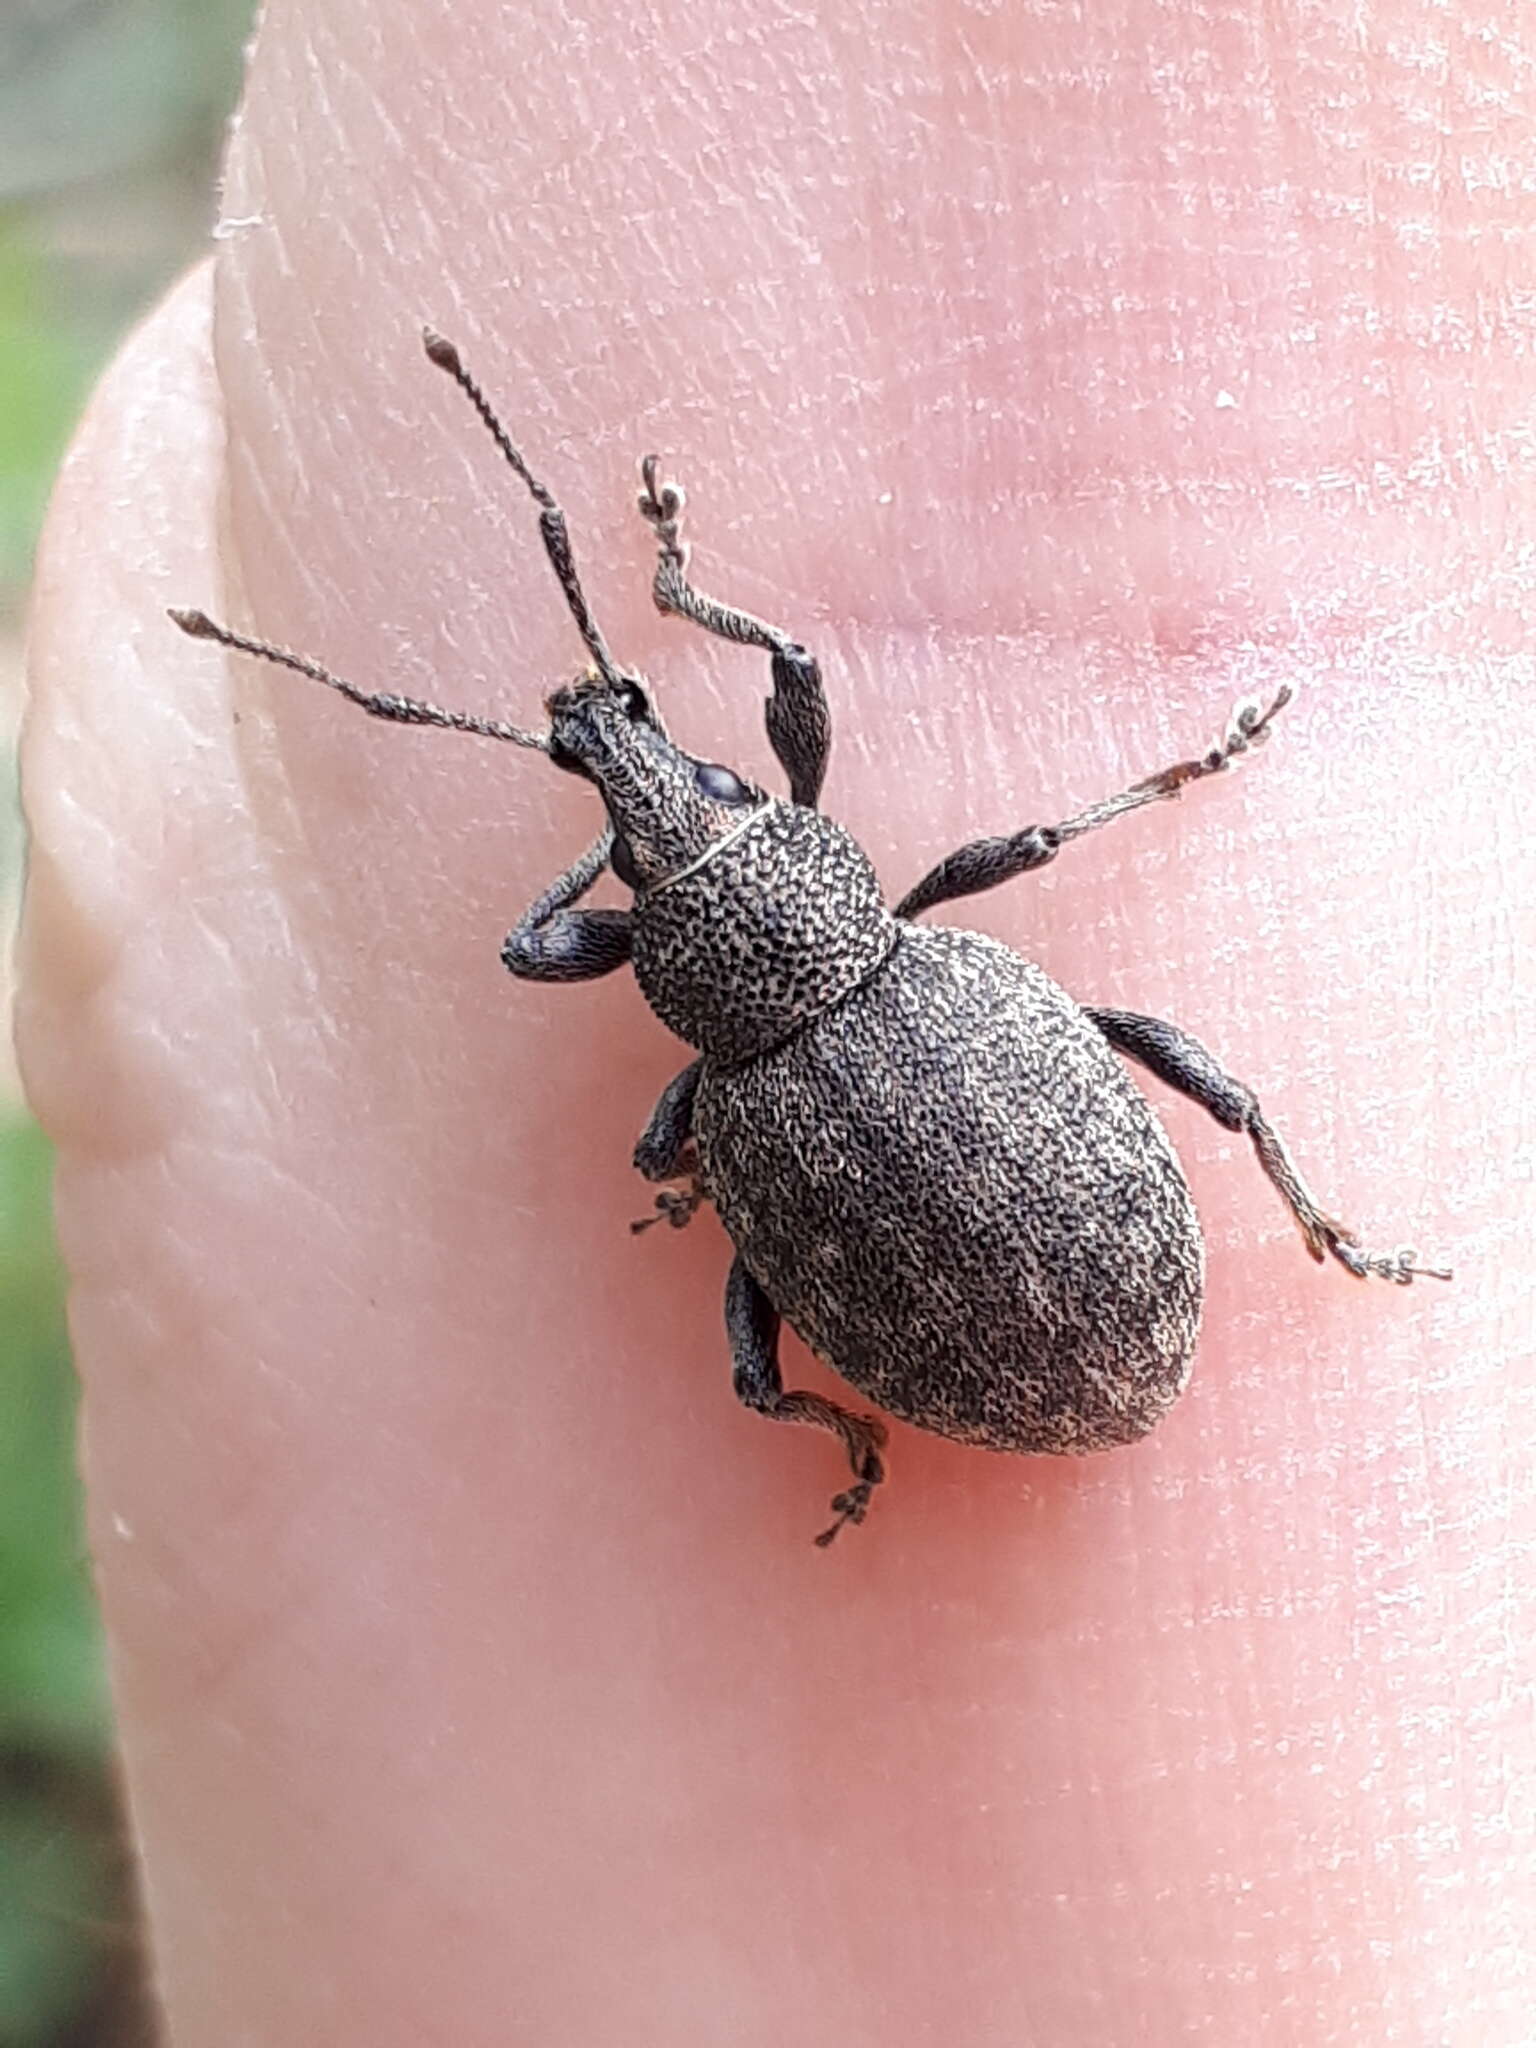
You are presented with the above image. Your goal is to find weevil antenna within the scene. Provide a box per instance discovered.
[169,609,550,751]
[422,327,625,688]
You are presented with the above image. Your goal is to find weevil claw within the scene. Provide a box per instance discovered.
[814,1483,874,1548]
[630,1178,706,1236]
[812,1438,887,1547]
[1324,1229,1453,1285]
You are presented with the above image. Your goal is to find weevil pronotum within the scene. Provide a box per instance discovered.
[172,331,1450,1546]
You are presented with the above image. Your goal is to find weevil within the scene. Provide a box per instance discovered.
[172,330,1450,1546]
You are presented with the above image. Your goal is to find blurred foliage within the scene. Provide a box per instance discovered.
[0,0,252,621]
[0,1120,134,2047]
[2,2,255,2040]
[0,0,248,202]
[0,223,96,606]
[0,1128,109,1763]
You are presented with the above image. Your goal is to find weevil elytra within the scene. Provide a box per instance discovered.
[172,330,1450,1547]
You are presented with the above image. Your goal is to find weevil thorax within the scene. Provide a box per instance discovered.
[632,801,898,1062]
[547,674,896,1062]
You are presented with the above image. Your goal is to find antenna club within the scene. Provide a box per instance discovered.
[169,607,218,639]
[422,327,463,374]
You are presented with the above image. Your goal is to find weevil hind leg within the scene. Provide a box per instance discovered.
[637,460,831,810]
[724,1256,888,1546]
[1088,1007,1452,1284]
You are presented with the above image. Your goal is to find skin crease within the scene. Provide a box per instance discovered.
[15,0,1536,2041]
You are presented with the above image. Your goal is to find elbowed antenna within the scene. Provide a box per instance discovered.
[168,609,550,750]
[421,327,625,687]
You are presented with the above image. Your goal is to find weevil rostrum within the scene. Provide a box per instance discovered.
[172,331,1450,1547]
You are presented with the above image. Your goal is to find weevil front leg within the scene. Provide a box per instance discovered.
[637,460,831,809]
[631,1061,706,1235]
[725,1257,888,1548]
[502,829,633,983]
[1089,1007,1452,1284]
[895,687,1294,920]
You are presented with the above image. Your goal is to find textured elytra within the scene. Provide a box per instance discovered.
[694,924,1204,1452]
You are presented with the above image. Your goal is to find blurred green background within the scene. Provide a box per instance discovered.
[2,5,254,2041]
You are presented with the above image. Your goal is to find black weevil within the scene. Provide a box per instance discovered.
[172,331,1449,1546]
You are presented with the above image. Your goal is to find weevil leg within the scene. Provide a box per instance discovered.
[634,1061,701,1178]
[631,1061,706,1234]
[725,1256,888,1547]
[637,459,831,809]
[894,686,1295,920]
[502,829,633,983]
[1088,1007,1452,1285]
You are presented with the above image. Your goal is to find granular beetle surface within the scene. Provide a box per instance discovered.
[172,331,1450,1547]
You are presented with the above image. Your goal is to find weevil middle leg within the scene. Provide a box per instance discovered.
[632,1060,705,1234]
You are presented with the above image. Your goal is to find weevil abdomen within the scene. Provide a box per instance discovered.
[694,924,1205,1454]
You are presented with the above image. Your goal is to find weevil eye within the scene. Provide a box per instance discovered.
[611,833,644,890]
[695,761,751,804]
[616,678,650,721]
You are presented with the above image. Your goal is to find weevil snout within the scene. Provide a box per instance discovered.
[544,672,654,726]
[544,673,662,779]
[545,675,766,894]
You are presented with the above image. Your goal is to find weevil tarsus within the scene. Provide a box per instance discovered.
[725,1255,888,1547]
[638,458,832,810]
[630,1183,706,1235]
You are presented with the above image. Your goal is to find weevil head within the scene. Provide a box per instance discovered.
[547,674,895,1061]
[545,673,769,893]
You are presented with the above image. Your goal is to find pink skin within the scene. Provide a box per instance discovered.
[17,1,1535,2041]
